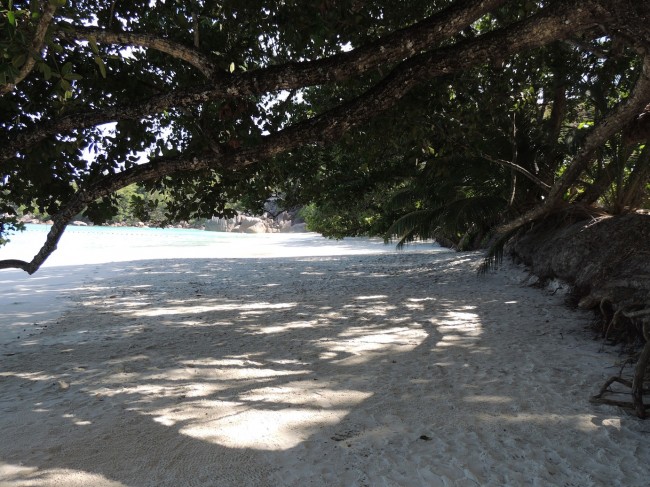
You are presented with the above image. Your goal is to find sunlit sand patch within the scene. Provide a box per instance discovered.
[430,310,483,348]
[317,325,429,365]
[130,301,297,317]
[336,325,427,345]
[342,303,396,316]
[171,386,373,450]
[149,364,308,384]
[62,413,93,426]
[242,382,371,407]
[463,395,513,404]
[93,383,182,399]
[0,464,127,487]
[434,335,481,348]
[475,412,601,433]
[256,320,318,334]
[0,371,60,382]
[181,407,349,450]
[180,358,262,367]
[445,310,480,322]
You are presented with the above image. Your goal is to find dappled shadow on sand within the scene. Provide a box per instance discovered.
[1,253,647,486]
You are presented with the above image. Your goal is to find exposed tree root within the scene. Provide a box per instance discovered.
[591,327,650,418]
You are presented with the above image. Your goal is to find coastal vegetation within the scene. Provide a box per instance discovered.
[13,183,170,226]
[1,1,649,414]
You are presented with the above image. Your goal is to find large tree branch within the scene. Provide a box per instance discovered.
[619,143,650,209]
[0,84,220,162]
[0,1,58,97]
[0,153,214,273]
[546,54,650,206]
[0,0,606,163]
[59,26,218,78]
[495,54,650,236]
[0,0,507,161]
[251,0,609,164]
[257,0,508,85]
[61,0,507,81]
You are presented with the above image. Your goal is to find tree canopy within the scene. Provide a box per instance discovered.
[1,0,649,273]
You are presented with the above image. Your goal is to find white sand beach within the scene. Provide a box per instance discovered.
[1,227,649,486]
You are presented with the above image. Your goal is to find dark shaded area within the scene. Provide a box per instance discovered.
[3,252,641,485]
[511,211,650,417]
[512,211,650,342]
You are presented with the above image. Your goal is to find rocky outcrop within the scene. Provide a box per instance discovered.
[18,214,47,225]
[205,211,309,234]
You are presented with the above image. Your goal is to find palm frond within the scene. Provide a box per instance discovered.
[477,223,526,275]
[437,195,506,237]
[384,186,424,212]
[385,208,442,249]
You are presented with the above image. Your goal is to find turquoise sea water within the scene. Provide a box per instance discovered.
[0,223,293,264]
[0,223,255,265]
[11,223,245,247]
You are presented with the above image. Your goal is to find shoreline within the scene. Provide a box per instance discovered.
[0,225,442,268]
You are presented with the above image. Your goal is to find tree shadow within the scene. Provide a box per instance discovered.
[2,253,646,486]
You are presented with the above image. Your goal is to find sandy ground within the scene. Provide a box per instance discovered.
[1,230,649,486]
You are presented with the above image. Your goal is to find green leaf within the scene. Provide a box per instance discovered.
[40,62,52,80]
[94,55,106,78]
[61,61,73,75]
[6,11,15,25]
[88,36,99,55]
[64,72,83,81]
[59,78,72,91]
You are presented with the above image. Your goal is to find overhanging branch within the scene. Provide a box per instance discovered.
[0,0,508,162]
[495,55,650,236]
[60,26,218,78]
[0,0,603,163]
[547,54,650,206]
[0,1,59,97]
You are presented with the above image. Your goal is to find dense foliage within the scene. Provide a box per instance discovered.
[1,0,649,272]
